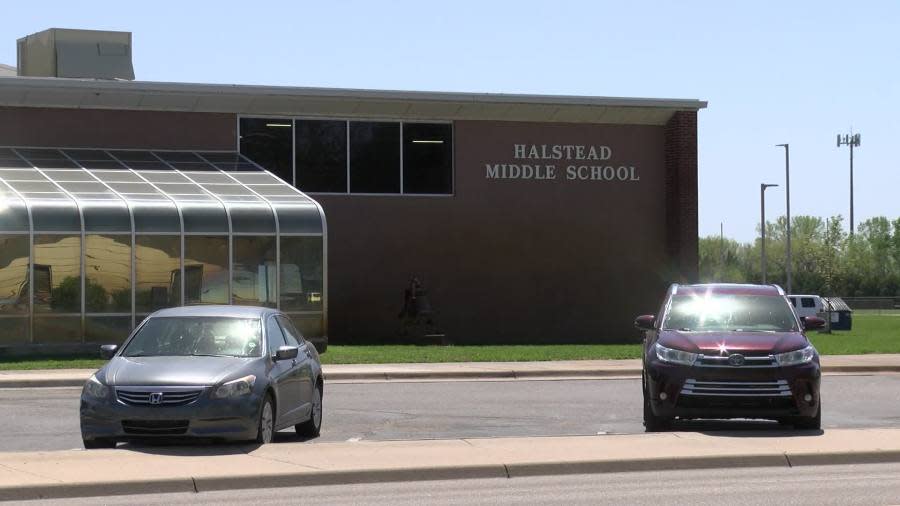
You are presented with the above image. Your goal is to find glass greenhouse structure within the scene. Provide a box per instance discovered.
[0,147,326,349]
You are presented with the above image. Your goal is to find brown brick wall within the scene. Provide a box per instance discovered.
[0,107,234,150]
[664,110,699,282]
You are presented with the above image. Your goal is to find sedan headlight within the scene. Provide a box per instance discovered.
[775,345,817,366]
[655,343,698,366]
[83,374,109,399]
[211,375,256,399]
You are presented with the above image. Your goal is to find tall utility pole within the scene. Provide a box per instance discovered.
[776,144,791,293]
[760,183,779,284]
[836,132,861,235]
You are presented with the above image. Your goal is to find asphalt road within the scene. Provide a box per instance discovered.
[13,463,900,505]
[1,374,899,452]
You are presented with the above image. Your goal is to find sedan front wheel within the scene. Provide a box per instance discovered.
[256,395,275,444]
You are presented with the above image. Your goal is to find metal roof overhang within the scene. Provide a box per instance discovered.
[0,76,707,125]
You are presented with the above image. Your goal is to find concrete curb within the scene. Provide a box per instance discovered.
[1,363,898,389]
[2,449,900,501]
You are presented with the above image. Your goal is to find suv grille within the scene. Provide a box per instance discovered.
[697,354,776,368]
[121,420,189,435]
[680,379,791,397]
[116,388,204,406]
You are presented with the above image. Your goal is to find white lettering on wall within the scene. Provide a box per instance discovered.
[491,143,639,183]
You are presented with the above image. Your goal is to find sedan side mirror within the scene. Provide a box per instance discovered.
[99,344,118,359]
[634,315,656,331]
[801,316,826,330]
[274,346,299,361]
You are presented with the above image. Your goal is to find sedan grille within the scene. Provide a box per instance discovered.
[680,379,791,397]
[122,420,189,435]
[116,388,204,407]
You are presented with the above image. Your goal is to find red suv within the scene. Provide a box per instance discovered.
[636,283,825,431]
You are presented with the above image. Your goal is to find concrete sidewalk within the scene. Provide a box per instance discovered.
[0,354,899,388]
[0,428,899,500]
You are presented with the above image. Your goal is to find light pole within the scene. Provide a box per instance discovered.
[776,143,791,293]
[836,132,861,235]
[760,183,779,284]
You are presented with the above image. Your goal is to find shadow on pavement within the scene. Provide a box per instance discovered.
[116,430,311,455]
[673,419,825,437]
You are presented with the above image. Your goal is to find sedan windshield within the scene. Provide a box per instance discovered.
[663,294,799,332]
[123,317,262,358]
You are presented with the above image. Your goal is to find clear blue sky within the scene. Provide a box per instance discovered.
[3,1,897,241]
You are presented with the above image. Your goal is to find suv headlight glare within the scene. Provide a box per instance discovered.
[775,345,816,366]
[655,343,698,366]
[83,374,109,399]
[212,375,256,399]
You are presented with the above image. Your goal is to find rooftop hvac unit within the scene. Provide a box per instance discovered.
[16,28,135,80]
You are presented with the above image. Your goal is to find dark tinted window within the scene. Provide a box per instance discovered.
[349,122,400,193]
[295,120,347,193]
[276,315,304,346]
[403,123,452,194]
[239,118,293,184]
[801,298,815,308]
[266,316,286,354]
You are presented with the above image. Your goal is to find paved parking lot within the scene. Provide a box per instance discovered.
[1,374,898,452]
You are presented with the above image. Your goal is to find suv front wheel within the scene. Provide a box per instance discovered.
[643,373,672,432]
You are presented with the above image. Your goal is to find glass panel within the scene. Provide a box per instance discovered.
[33,316,81,344]
[85,235,131,313]
[155,152,203,163]
[403,123,453,194]
[121,161,173,171]
[30,201,81,232]
[230,173,284,185]
[232,236,276,307]
[202,184,254,196]
[248,185,306,197]
[8,181,57,192]
[285,314,324,340]
[170,162,216,171]
[0,169,45,180]
[184,236,228,305]
[0,200,30,231]
[135,235,181,312]
[91,170,144,182]
[82,201,131,233]
[229,205,275,234]
[180,202,228,233]
[141,172,190,183]
[0,159,31,168]
[132,202,180,233]
[184,173,233,184]
[57,182,110,193]
[275,204,323,234]
[279,236,323,311]
[109,150,158,162]
[349,122,400,193]
[295,120,347,192]
[0,317,29,344]
[0,235,29,314]
[80,160,128,170]
[63,149,114,161]
[239,118,293,184]
[34,235,81,313]
[85,316,133,344]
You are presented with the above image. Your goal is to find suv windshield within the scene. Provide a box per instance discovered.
[663,294,799,332]
[123,317,262,358]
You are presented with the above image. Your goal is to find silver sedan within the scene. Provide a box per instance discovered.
[80,305,324,448]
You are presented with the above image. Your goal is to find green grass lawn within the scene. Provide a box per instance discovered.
[318,344,641,364]
[809,314,900,355]
[0,314,896,371]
